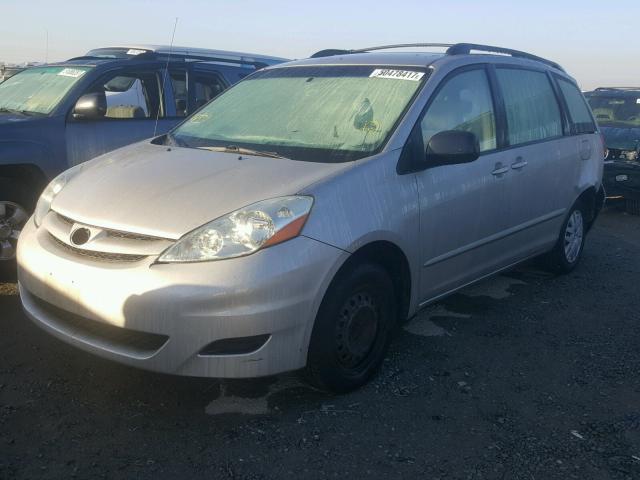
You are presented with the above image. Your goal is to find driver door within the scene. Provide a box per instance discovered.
[65,67,180,166]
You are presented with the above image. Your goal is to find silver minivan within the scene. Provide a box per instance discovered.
[17,43,605,392]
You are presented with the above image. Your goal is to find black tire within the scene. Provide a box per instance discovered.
[625,198,640,216]
[0,177,33,276]
[541,202,587,274]
[304,262,396,393]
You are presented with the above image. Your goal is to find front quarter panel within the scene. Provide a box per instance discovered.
[301,151,421,314]
[0,117,67,179]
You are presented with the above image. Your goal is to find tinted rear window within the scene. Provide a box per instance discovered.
[557,78,596,134]
[496,68,563,146]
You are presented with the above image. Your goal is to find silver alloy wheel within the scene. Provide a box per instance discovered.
[564,210,584,264]
[0,201,28,261]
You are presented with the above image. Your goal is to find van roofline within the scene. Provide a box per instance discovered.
[309,42,565,72]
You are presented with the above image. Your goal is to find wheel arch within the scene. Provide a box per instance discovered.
[574,184,605,231]
[307,239,413,338]
[0,164,48,206]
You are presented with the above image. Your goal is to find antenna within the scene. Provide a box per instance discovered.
[154,17,179,138]
[45,29,49,63]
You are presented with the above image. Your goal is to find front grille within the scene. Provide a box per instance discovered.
[49,234,147,262]
[56,213,74,226]
[31,294,169,358]
[55,212,163,241]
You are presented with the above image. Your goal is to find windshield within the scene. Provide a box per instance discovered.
[586,95,640,128]
[0,66,90,115]
[171,65,427,162]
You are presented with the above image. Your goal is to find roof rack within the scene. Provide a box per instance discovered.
[311,43,453,58]
[310,42,564,72]
[446,43,564,72]
[595,87,640,91]
[352,43,454,53]
[81,46,287,68]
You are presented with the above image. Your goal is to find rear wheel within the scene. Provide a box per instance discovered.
[541,203,586,274]
[304,262,396,393]
[0,178,32,272]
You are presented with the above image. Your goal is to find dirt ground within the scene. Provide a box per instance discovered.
[1,207,639,479]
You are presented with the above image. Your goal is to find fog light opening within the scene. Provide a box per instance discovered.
[198,334,271,356]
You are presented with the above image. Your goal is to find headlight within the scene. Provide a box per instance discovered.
[623,150,638,162]
[34,163,85,227]
[157,196,314,263]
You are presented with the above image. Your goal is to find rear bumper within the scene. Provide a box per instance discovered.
[17,218,347,378]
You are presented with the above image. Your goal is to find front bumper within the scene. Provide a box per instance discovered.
[17,219,347,378]
[603,161,640,200]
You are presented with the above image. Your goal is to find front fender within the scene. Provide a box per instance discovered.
[0,140,48,166]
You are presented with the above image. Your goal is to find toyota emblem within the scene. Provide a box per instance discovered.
[70,227,91,246]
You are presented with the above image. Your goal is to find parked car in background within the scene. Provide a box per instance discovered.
[584,87,640,214]
[17,43,604,392]
[1,64,27,83]
[0,45,287,265]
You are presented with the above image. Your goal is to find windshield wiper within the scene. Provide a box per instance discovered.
[198,145,286,159]
[0,107,44,117]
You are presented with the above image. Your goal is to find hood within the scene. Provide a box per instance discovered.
[0,114,51,140]
[0,113,31,125]
[52,141,351,239]
[600,126,640,151]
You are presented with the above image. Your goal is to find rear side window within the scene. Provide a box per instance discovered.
[420,69,497,152]
[193,73,226,110]
[496,68,562,146]
[557,78,596,134]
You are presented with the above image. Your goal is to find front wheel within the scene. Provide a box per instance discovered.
[542,204,586,274]
[0,178,32,274]
[304,262,396,393]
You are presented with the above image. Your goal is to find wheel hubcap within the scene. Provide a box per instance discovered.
[336,292,379,368]
[564,210,584,264]
[0,201,28,261]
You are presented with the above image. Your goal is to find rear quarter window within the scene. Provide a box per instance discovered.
[557,78,596,134]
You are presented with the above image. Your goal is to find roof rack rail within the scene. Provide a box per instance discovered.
[65,55,123,62]
[311,43,453,58]
[310,42,564,71]
[82,46,286,68]
[594,87,640,91]
[351,43,454,53]
[446,43,564,71]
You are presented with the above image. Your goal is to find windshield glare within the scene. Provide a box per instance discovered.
[0,66,90,115]
[172,66,427,162]
[587,95,640,128]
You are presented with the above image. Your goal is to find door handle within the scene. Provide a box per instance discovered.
[511,158,528,170]
[491,163,509,176]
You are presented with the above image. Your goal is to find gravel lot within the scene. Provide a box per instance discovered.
[1,207,639,479]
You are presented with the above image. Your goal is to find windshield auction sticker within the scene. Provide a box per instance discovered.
[369,69,425,81]
[57,68,86,78]
[126,49,147,56]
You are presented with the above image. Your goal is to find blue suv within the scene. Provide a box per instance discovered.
[0,45,287,263]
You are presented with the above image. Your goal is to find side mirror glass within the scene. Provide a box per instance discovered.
[72,92,107,120]
[426,130,480,167]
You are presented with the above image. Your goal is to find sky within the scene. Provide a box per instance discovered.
[0,0,638,90]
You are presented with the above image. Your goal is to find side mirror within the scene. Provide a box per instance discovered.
[426,130,480,167]
[72,92,107,120]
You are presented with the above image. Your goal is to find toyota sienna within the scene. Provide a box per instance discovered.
[17,43,605,392]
